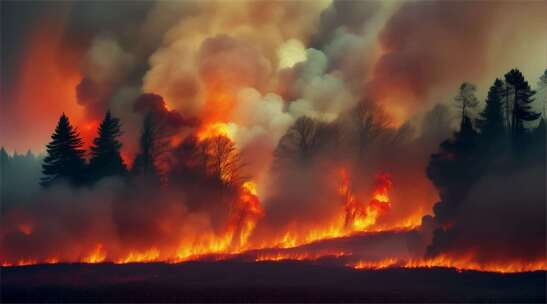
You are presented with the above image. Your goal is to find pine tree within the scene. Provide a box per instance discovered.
[504,69,541,137]
[1,147,9,194]
[41,114,87,187]
[0,147,8,168]
[88,111,127,182]
[131,113,161,183]
[477,79,505,142]
[537,69,547,119]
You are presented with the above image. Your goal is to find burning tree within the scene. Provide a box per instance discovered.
[205,135,245,187]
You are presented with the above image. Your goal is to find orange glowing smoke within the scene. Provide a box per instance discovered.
[197,122,235,141]
[5,18,86,152]
[268,168,396,249]
[202,84,235,123]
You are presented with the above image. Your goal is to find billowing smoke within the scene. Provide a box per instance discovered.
[367,1,547,120]
[425,154,546,265]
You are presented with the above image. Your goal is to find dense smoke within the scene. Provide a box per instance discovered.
[367,1,547,121]
[427,165,545,263]
[1,0,546,268]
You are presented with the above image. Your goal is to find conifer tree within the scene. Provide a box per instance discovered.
[41,114,87,187]
[504,69,541,137]
[1,147,9,193]
[88,111,127,182]
[132,113,161,183]
[477,79,506,143]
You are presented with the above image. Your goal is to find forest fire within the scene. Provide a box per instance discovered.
[1,2,546,302]
[1,159,543,274]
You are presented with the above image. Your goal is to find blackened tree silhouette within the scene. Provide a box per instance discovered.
[427,102,478,225]
[504,69,541,141]
[477,79,506,146]
[537,69,547,118]
[88,111,127,182]
[41,114,87,187]
[131,113,161,184]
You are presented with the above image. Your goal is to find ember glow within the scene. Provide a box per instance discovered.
[1,0,546,284]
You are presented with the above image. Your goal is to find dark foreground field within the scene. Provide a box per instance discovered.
[1,261,545,303]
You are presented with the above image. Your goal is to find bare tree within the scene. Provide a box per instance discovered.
[204,136,245,187]
[274,116,322,165]
[349,101,391,157]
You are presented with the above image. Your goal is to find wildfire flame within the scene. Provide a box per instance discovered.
[1,161,543,273]
[197,122,236,141]
[340,169,392,231]
[348,256,547,273]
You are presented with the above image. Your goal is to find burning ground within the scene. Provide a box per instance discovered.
[0,0,546,286]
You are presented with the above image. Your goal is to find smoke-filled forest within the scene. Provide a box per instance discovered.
[0,1,546,301]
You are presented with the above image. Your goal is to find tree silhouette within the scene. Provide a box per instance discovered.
[427,112,478,225]
[477,78,506,145]
[454,82,479,125]
[131,113,162,183]
[350,101,391,157]
[41,114,87,187]
[504,69,541,139]
[88,111,127,182]
[205,135,244,187]
[273,116,338,169]
[0,147,8,195]
[537,69,547,118]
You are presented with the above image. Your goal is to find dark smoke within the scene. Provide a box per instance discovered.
[427,163,546,263]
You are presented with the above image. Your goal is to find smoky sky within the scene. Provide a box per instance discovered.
[1,1,66,102]
[2,0,546,152]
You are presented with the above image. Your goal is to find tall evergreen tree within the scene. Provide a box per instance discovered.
[504,69,541,137]
[477,78,506,142]
[537,69,547,119]
[132,114,161,183]
[1,147,9,195]
[0,147,8,168]
[88,111,127,182]
[41,114,87,187]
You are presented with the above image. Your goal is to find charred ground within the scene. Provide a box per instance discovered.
[2,261,545,303]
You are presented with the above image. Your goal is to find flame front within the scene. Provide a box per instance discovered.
[1,165,544,274]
